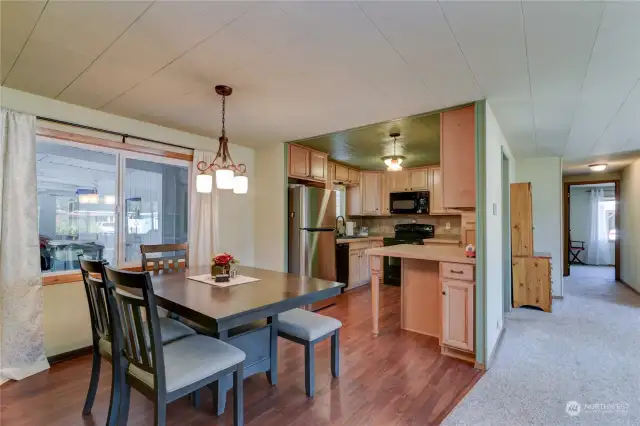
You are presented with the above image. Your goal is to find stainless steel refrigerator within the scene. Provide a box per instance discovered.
[288,185,337,311]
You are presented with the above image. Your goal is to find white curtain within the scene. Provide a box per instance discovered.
[189,150,219,266]
[0,109,50,381]
[586,188,613,266]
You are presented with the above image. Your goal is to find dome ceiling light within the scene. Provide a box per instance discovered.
[381,132,406,172]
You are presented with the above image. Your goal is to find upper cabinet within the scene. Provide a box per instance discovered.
[441,105,476,209]
[288,144,327,183]
[334,163,349,182]
[348,168,361,185]
[330,162,360,186]
[389,167,429,192]
[361,172,383,215]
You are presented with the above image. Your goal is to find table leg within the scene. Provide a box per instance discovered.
[371,255,381,335]
[213,329,229,416]
[266,315,278,386]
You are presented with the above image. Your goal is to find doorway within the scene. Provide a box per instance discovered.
[563,180,620,280]
[501,149,511,314]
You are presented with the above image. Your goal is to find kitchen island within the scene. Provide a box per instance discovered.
[367,244,477,364]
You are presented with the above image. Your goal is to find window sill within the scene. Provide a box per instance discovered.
[42,265,144,286]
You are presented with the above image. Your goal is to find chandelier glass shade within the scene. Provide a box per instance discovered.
[196,85,248,194]
[381,133,406,172]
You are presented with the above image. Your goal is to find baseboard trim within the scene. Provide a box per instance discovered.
[47,345,93,365]
[620,279,640,295]
[484,326,506,370]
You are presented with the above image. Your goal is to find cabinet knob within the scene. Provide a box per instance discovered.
[442,291,446,295]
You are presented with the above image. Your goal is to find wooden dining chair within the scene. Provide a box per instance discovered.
[104,266,246,426]
[140,243,189,274]
[79,257,197,425]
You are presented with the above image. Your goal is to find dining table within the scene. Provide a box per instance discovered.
[148,264,345,415]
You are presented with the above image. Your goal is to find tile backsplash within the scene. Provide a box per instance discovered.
[355,215,462,236]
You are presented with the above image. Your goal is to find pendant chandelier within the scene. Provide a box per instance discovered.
[196,85,248,194]
[381,132,406,171]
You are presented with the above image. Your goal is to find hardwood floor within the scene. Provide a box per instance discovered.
[0,285,482,426]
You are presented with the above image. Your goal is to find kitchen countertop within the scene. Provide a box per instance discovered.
[367,244,476,265]
[336,235,389,244]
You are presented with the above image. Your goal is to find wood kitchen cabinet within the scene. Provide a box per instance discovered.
[389,167,429,192]
[441,278,475,352]
[346,185,362,216]
[334,163,349,182]
[512,255,552,312]
[348,168,360,185]
[361,172,383,215]
[428,166,447,215]
[409,168,428,190]
[288,144,327,183]
[441,105,475,209]
[389,170,410,192]
[349,250,361,286]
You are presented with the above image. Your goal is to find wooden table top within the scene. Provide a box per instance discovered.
[150,265,344,330]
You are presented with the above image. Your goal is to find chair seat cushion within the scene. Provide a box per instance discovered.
[128,335,246,393]
[278,308,342,341]
[98,318,195,356]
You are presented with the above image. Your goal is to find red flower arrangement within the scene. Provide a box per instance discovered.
[212,252,238,267]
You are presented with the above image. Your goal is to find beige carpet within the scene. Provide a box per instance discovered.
[443,266,640,426]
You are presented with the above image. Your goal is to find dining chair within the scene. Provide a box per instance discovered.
[140,243,189,274]
[277,308,342,397]
[104,266,246,426]
[78,257,197,425]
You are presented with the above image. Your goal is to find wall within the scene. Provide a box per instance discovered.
[1,87,256,356]
[484,102,516,362]
[569,187,590,264]
[563,172,621,183]
[516,157,564,296]
[620,159,640,292]
[253,143,287,272]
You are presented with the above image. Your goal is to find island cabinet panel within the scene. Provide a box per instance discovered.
[401,259,441,338]
[441,279,474,352]
[441,105,476,208]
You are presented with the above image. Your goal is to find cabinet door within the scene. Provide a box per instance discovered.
[334,164,349,182]
[309,151,327,181]
[389,170,410,192]
[346,186,362,216]
[441,105,475,208]
[381,172,390,215]
[510,182,534,256]
[409,168,428,190]
[348,168,360,184]
[428,167,448,215]
[442,279,474,351]
[359,249,370,283]
[349,251,360,286]
[289,145,309,178]
[361,172,381,215]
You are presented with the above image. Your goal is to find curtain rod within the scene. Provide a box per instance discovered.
[37,116,193,151]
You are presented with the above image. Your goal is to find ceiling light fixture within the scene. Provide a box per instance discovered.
[196,85,247,194]
[589,164,607,172]
[381,132,406,172]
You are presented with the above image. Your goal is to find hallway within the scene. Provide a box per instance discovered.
[444,265,640,425]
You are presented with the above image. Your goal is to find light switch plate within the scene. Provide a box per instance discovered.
[493,202,498,216]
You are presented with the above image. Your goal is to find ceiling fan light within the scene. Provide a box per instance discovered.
[196,174,213,193]
[216,169,234,189]
[589,164,607,172]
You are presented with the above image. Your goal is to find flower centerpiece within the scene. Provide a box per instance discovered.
[211,252,238,280]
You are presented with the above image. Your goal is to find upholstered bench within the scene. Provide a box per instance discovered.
[277,308,342,397]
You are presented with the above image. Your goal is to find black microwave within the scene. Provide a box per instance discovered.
[390,191,429,214]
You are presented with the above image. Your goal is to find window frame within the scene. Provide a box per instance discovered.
[37,127,193,285]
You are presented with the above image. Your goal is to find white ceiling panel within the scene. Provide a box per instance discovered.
[565,2,640,159]
[592,79,640,156]
[358,1,482,106]
[0,0,46,83]
[57,1,252,110]
[3,0,150,98]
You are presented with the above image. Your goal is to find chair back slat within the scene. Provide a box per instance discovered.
[79,257,111,342]
[104,266,166,391]
[140,243,189,275]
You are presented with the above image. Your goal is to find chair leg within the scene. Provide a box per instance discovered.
[233,364,244,426]
[211,381,227,416]
[105,360,121,426]
[82,346,101,415]
[305,342,315,398]
[154,402,167,426]
[118,381,131,426]
[331,330,340,378]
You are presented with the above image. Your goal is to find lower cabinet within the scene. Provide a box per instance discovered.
[349,250,360,286]
[347,240,382,289]
[441,279,475,352]
[512,255,552,312]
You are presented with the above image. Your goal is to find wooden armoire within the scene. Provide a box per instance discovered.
[510,183,552,312]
